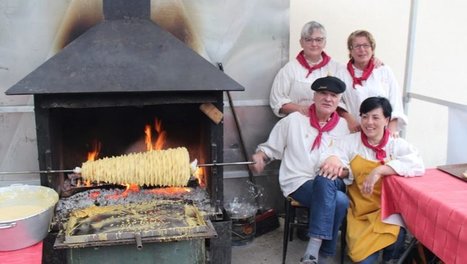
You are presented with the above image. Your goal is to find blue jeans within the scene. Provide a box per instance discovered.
[358,227,407,264]
[290,176,349,256]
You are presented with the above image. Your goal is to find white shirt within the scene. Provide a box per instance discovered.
[336,65,408,131]
[322,132,425,185]
[257,112,350,197]
[321,132,425,226]
[269,58,343,117]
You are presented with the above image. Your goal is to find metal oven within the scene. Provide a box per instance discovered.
[5,0,244,263]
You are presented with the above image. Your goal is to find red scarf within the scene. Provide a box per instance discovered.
[361,128,390,164]
[308,104,339,150]
[346,57,375,88]
[296,51,331,78]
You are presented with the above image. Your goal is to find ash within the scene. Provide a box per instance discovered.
[53,187,212,230]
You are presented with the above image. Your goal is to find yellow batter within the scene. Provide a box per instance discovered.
[0,204,46,221]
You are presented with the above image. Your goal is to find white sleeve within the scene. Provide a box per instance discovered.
[256,117,290,160]
[385,138,425,177]
[335,69,350,112]
[270,64,293,117]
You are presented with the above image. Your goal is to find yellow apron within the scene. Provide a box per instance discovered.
[346,155,400,262]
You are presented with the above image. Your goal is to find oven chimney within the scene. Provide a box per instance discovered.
[5,0,243,95]
[103,0,150,20]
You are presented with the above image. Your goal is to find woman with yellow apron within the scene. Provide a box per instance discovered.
[319,96,424,263]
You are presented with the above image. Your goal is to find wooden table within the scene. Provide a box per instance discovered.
[381,168,467,264]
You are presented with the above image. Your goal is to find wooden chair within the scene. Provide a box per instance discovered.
[282,196,347,264]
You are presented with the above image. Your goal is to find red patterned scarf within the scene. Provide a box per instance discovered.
[346,57,375,88]
[308,104,339,150]
[361,128,390,164]
[296,51,331,78]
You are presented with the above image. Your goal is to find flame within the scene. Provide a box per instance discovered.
[154,118,167,150]
[105,183,140,200]
[195,167,206,187]
[145,118,167,151]
[144,125,153,150]
[87,141,101,161]
[146,187,191,195]
[89,191,101,199]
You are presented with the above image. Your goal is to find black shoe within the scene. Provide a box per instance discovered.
[300,255,318,264]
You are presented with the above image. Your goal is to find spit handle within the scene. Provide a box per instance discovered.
[197,161,255,167]
[0,162,256,175]
[0,169,76,175]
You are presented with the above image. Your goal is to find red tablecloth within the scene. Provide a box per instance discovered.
[382,168,467,264]
[0,242,42,264]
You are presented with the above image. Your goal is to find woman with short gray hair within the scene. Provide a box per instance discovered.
[269,21,343,118]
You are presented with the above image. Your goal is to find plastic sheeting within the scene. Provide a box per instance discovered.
[0,0,289,186]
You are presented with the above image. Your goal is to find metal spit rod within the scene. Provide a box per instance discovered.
[0,161,256,175]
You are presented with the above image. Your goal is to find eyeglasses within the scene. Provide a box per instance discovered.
[351,44,371,50]
[303,37,325,44]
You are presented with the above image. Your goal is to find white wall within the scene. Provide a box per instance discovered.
[291,0,467,167]
[290,0,410,85]
[408,0,467,166]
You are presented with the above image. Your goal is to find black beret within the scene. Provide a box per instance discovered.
[311,76,346,94]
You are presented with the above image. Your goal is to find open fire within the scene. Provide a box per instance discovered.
[71,117,206,191]
[54,117,216,234]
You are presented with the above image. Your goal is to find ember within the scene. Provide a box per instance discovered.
[64,200,207,244]
[53,186,214,230]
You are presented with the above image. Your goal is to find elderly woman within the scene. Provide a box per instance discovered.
[269,21,343,117]
[336,30,407,136]
[319,97,424,263]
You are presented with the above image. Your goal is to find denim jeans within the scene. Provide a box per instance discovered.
[290,176,349,256]
[358,227,407,264]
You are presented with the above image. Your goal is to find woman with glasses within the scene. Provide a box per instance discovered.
[319,96,424,263]
[336,30,407,137]
[269,21,344,117]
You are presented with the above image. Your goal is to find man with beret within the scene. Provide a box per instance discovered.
[250,76,350,264]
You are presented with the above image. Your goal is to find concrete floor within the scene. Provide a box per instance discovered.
[231,218,352,264]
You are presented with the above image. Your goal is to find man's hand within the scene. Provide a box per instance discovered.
[250,151,268,174]
[319,156,348,180]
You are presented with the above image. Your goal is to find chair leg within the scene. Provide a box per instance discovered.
[289,204,296,242]
[340,218,347,264]
[282,199,291,264]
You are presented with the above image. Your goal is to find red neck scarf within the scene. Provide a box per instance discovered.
[361,128,390,164]
[308,104,339,150]
[296,51,331,78]
[346,57,375,88]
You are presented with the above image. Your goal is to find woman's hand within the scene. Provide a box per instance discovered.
[347,119,361,134]
[388,119,400,138]
[362,165,396,194]
[373,56,384,68]
[362,170,382,195]
[319,156,347,180]
[338,109,360,133]
[280,103,309,116]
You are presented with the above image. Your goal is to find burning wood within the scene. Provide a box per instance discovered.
[52,186,214,231]
[64,200,207,244]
